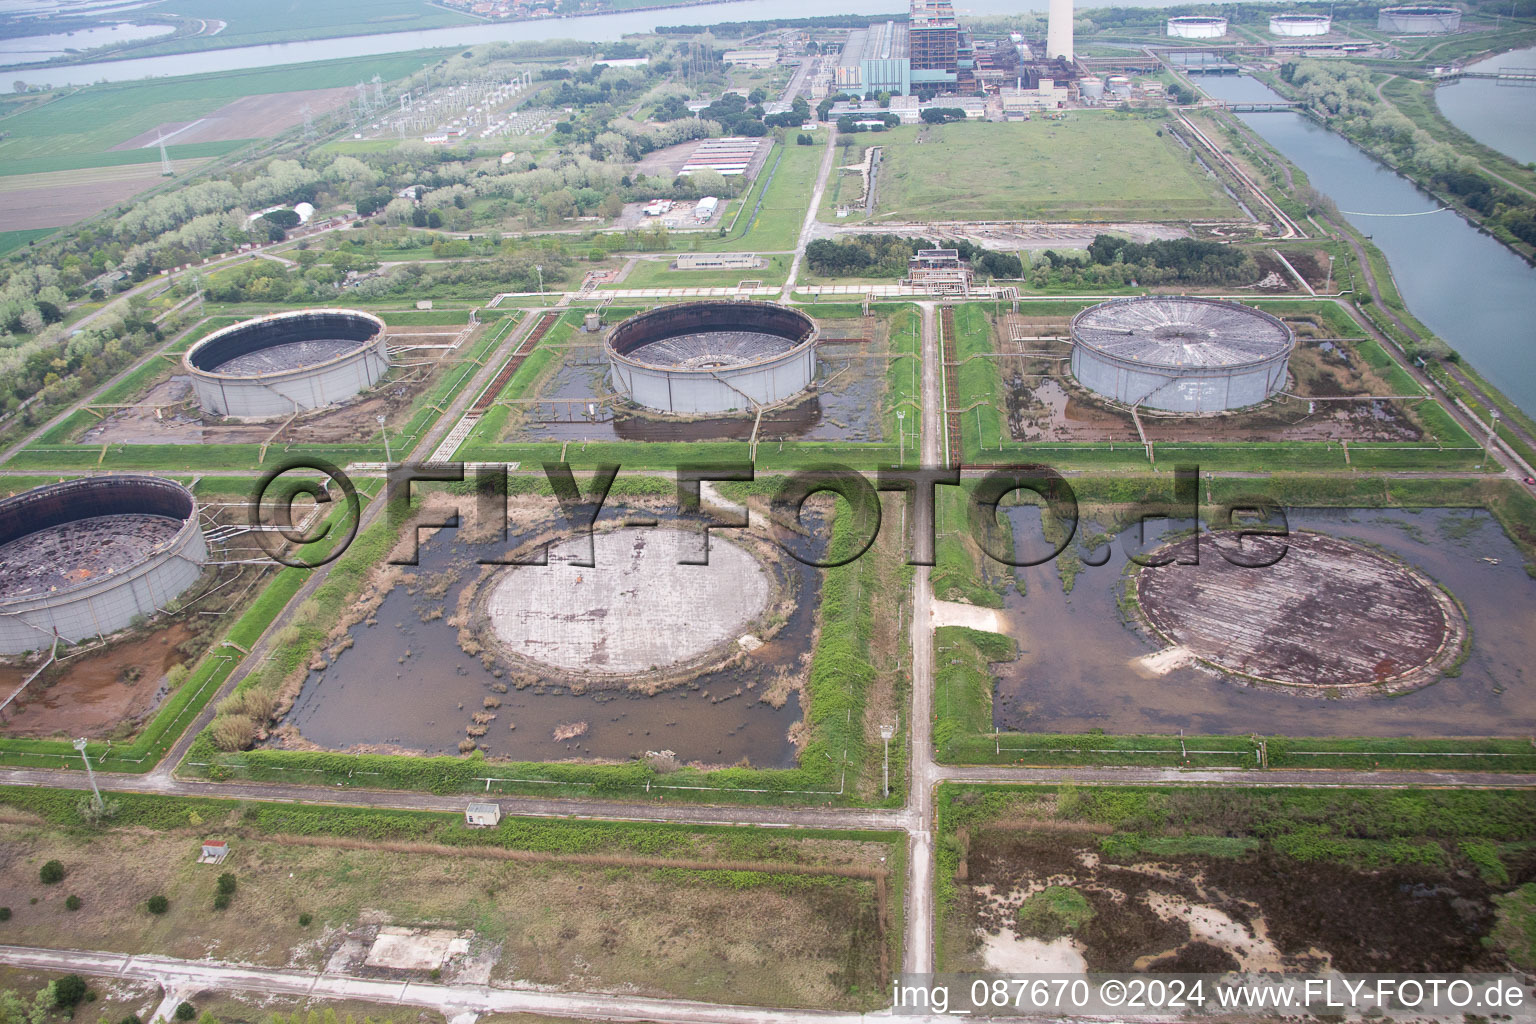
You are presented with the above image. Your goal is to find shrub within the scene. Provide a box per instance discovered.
[213,893,231,910]
[39,859,64,884]
[298,912,312,926]
[0,907,10,921]
[146,895,169,915]
[122,1015,143,1024]
[174,1003,195,1021]
[1015,885,1094,940]
[216,873,236,895]
[64,894,82,911]
[210,713,257,751]
[52,975,88,1008]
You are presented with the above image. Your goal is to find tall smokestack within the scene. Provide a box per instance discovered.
[1047,0,1073,61]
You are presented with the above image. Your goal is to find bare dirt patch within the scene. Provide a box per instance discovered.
[110,88,355,150]
[0,160,211,229]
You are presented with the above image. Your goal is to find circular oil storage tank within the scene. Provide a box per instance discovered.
[1167,15,1228,37]
[183,308,389,419]
[1070,296,1294,413]
[1378,5,1461,31]
[605,300,818,415]
[1269,12,1332,35]
[1079,76,1105,99]
[0,476,207,654]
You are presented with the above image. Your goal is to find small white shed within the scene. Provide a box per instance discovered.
[465,802,502,827]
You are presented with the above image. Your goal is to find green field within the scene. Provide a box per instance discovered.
[0,52,444,176]
[602,253,790,289]
[699,137,825,253]
[0,227,55,256]
[863,116,1242,222]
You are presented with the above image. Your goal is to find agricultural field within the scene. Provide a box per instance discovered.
[0,53,441,178]
[858,117,1243,223]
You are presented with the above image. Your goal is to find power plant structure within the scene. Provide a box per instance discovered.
[1377,5,1462,32]
[183,309,389,419]
[1167,15,1229,37]
[605,301,818,415]
[1046,0,1073,61]
[1269,13,1332,35]
[0,476,207,654]
[1069,296,1294,414]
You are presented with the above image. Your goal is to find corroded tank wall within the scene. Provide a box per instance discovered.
[183,308,389,419]
[1070,296,1294,414]
[605,301,818,415]
[0,476,207,654]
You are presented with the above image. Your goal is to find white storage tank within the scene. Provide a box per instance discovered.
[1079,76,1105,100]
[1269,13,1332,35]
[1167,15,1229,37]
[1377,5,1462,32]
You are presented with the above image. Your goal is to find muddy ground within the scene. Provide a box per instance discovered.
[0,505,277,741]
[951,829,1513,975]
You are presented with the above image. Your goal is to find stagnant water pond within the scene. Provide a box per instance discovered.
[996,505,1536,737]
[280,503,818,766]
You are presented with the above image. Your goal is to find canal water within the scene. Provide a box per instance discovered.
[0,22,173,65]
[280,503,816,766]
[1196,73,1536,418]
[1435,44,1536,167]
[995,505,1536,737]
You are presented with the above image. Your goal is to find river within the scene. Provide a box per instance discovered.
[10,0,1196,87]
[1197,73,1536,418]
[1435,44,1536,167]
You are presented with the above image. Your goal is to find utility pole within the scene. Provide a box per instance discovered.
[880,724,894,799]
[1325,254,1334,293]
[377,413,391,464]
[535,264,544,296]
[897,408,905,463]
[73,737,103,812]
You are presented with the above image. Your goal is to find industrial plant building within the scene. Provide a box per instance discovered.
[183,308,389,419]
[1069,296,1294,413]
[605,301,818,414]
[0,476,207,654]
[833,0,972,95]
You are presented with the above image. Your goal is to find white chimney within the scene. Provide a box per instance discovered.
[1047,0,1073,61]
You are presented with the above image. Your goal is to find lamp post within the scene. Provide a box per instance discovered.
[535,264,544,296]
[73,737,102,812]
[377,413,391,465]
[1325,254,1335,293]
[897,409,905,463]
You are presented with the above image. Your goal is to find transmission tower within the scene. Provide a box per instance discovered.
[301,103,316,141]
[372,74,385,109]
[157,133,173,176]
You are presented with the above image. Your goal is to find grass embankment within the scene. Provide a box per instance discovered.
[12,309,503,472]
[182,480,907,806]
[0,480,371,774]
[928,472,1536,771]
[0,786,901,1011]
[949,299,1480,471]
[461,304,914,470]
[934,782,1536,969]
